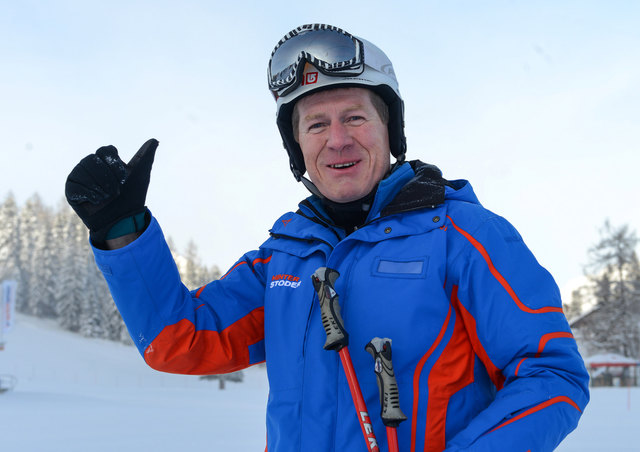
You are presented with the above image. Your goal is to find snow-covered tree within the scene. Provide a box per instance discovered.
[172,238,221,291]
[29,216,57,318]
[79,252,108,338]
[103,292,130,343]
[182,240,203,290]
[573,221,640,358]
[206,264,222,283]
[0,193,20,281]
[1,191,220,345]
[565,286,588,322]
[17,194,51,314]
[50,204,72,318]
[56,216,89,332]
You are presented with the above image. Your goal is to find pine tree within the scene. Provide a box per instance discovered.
[56,216,87,332]
[17,194,49,314]
[565,287,587,321]
[206,264,222,283]
[103,291,130,343]
[1,191,222,347]
[79,253,108,339]
[50,204,72,320]
[182,240,202,290]
[29,218,57,317]
[0,193,20,281]
[578,220,640,358]
[174,239,221,290]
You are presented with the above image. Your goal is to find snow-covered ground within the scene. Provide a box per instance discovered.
[1,314,638,451]
[0,315,268,451]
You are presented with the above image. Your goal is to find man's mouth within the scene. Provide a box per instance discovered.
[328,161,357,169]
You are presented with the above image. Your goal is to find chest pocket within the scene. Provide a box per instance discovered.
[372,256,429,279]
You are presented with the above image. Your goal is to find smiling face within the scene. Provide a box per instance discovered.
[294,87,391,203]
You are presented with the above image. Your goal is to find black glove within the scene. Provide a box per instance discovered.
[65,138,159,243]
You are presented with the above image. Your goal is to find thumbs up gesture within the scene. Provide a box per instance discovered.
[65,138,159,243]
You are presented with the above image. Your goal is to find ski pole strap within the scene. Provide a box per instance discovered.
[365,337,408,428]
[311,267,349,351]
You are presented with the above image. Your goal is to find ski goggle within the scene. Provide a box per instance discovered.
[268,24,365,99]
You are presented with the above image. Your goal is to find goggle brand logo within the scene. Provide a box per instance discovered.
[270,274,302,289]
[302,72,318,86]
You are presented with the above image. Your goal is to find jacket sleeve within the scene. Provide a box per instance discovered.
[444,213,589,451]
[92,215,268,375]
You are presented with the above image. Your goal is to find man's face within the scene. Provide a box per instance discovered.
[295,87,391,203]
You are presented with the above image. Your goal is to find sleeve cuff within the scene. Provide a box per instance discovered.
[105,210,149,240]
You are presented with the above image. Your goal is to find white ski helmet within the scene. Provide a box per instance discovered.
[268,24,406,184]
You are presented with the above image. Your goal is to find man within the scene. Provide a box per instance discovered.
[66,24,589,451]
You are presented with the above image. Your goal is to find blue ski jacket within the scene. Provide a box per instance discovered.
[92,161,589,452]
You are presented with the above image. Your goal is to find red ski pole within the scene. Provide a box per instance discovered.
[365,337,408,452]
[312,267,379,452]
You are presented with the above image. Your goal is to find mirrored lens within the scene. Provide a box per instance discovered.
[270,29,357,77]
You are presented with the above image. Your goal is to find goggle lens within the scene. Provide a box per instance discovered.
[268,25,364,97]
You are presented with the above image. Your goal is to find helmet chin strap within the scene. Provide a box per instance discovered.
[299,175,326,199]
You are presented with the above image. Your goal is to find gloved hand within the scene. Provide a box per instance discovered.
[65,138,159,243]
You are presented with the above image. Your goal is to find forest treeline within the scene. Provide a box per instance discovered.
[2,192,639,362]
[0,192,219,343]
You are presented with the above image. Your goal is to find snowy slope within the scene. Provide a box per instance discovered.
[1,314,638,451]
[0,314,268,451]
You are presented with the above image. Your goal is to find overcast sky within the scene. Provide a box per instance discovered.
[1,1,638,300]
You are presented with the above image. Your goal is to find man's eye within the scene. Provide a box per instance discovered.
[308,122,326,132]
[346,116,365,124]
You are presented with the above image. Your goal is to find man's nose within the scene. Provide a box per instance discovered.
[326,122,354,151]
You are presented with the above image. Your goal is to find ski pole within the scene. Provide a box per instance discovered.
[311,267,380,452]
[365,337,407,452]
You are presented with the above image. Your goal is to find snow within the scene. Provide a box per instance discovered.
[0,315,268,451]
[1,314,639,451]
[556,388,639,452]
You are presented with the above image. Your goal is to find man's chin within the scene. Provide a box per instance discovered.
[313,178,374,203]
[323,190,368,204]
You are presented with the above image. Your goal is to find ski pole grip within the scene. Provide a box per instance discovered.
[311,267,349,351]
[365,337,408,428]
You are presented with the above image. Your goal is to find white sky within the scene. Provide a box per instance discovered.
[1,1,638,299]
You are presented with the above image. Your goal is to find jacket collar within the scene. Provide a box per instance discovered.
[267,160,454,247]
[381,160,449,217]
[297,160,449,225]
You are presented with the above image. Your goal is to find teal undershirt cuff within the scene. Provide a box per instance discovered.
[105,211,147,240]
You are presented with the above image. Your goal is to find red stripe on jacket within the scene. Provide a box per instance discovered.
[411,305,452,452]
[451,286,506,391]
[515,331,574,376]
[489,396,581,433]
[194,255,273,297]
[447,215,563,314]
[220,255,273,281]
[422,298,476,452]
[144,307,264,374]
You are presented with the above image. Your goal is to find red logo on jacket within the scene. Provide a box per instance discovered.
[270,274,302,289]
